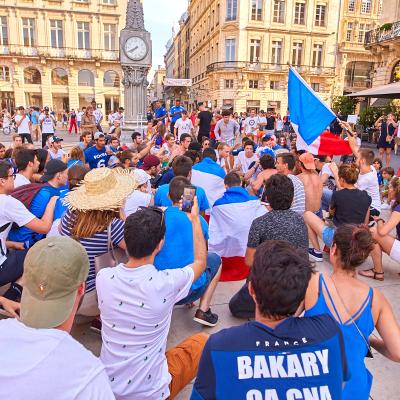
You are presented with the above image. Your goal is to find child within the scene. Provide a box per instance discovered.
[373,157,383,185]
[381,166,395,209]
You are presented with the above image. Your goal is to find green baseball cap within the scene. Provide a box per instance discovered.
[20,237,89,329]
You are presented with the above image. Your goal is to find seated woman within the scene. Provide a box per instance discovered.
[360,176,400,281]
[304,224,400,400]
[304,164,371,262]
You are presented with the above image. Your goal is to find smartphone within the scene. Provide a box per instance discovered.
[182,186,196,213]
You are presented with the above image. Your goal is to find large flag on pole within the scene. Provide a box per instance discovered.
[288,67,352,155]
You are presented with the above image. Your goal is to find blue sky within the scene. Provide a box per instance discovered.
[143,0,189,79]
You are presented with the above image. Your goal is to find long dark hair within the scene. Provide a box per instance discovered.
[390,176,400,211]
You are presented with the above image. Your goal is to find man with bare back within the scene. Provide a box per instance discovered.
[298,152,323,213]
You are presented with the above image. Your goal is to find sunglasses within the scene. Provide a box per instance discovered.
[2,173,16,180]
[138,206,164,227]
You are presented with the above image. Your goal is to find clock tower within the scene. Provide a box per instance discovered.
[120,0,152,135]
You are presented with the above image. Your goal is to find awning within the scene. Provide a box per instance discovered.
[370,98,390,107]
[346,82,400,98]
[163,78,192,87]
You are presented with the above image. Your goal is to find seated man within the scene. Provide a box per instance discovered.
[229,174,308,319]
[192,241,349,400]
[154,156,209,214]
[0,237,115,399]
[155,176,221,326]
[97,199,208,400]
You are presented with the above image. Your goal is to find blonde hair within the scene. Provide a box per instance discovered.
[71,209,120,238]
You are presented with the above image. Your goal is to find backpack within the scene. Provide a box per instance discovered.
[11,183,50,209]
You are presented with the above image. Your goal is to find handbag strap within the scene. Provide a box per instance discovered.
[107,223,118,261]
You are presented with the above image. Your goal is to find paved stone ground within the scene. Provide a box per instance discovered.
[2,128,400,398]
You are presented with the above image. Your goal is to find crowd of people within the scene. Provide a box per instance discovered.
[0,99,399,400]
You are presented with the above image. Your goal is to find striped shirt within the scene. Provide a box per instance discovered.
[288,174,306,215]
[60,209,125,293]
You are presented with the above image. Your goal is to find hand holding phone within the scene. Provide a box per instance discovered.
[181,186,196,213]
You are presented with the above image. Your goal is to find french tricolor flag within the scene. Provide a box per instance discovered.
[289,67,352,156]
[209,187,267,281]
[191,157,226,212]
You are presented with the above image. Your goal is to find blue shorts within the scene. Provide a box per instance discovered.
[322,226,335,247]
[176,252,221,305]
[77,121,81,128]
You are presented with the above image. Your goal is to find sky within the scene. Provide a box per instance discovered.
[142,0,189,80]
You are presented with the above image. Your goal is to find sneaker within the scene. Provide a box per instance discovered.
[193,308,218,327]
[309,248,323,262]
[90,317,102,334]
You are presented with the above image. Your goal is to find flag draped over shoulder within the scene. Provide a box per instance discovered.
[209,187,266,281]
[288,67,352,156]
[191,158,226,211]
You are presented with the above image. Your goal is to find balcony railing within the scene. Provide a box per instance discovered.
[0,44,119,61]
[206,61,335,76]
[365,21,400,47]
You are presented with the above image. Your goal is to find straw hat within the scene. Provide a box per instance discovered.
[66,168,136,211]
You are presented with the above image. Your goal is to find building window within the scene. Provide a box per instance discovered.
[361,0,371,13]
[249,80,259,89]
[22,18,35,47]
[225,38,236,61]
[273,0,285,23]
[0,17,8,46]
[251,0,263,21]
[225,79,234,89]
[315,4,326,27]
[77,22,90,50]
[249,39,261,62]
[104,23,116,51]
[50,20,63,49]
[292,42,303,66]
[271,40,282,64]
[0,66,9,81]
[24,67,41,84]
[312,43,323,67]
[358,23,371,43]
[270,80,281,90]
[78,69,94,86]
[103,0,116,3]
[226,0,237,21]
[346,22,353,41]
[52,68,68,85]
[104,70,120,87]
[311,83,320,92]
[378,0,383,16]
[294,2,306,25]
[348,0,355,11]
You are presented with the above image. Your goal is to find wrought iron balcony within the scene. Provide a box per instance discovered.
[206,61,335,76]
[0,44,119,61]
[365,21,400,47]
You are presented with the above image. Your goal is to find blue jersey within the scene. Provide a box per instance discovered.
[154,107,167,121]
[84,146,111,169]
[191,315,349,400]
[170,105,185,123]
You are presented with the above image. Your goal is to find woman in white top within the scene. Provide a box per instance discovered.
[124,169,153,217]
[216,142,234,173]
[275,113,284,136]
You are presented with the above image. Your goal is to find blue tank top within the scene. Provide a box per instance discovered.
[305,274,374,400]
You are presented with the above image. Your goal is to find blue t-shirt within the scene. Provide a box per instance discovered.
[84,146,111,169]
[67,159,84,169]
[9,186,60,247]
[154,206,208,290]
[154,183,210,212]
[191,315,349,400]
[154,107,167,121]
[53,188,69,220]
[31,111,40,125]
[170,105,186,123]
[157,169,175,187]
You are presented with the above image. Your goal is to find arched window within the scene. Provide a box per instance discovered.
[78,69,94,86]
[104,70,120,87]
[391,60,400,83]
[52,68,68,85]
[24,67,41,84]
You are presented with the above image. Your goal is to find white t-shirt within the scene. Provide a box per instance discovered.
[14,173,30,188]
[15,114,30,134]
[276,119,284,131]
[235,152,259,182]
[174,118,193,140]
[357,166,381,211]
[124,190,152,217]
[40,115,55,134]
[0,319,115,400]
[257,116,267,130]
[0,194,34,264]
[93,109,103,125]
[244,116,259,134]
[49,148,65,160]
[77,111,84,122]
[97,263,194,400]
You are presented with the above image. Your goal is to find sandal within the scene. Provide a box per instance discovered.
[359,268,384,281]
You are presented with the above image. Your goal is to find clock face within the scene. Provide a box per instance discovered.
[124,36,147,61]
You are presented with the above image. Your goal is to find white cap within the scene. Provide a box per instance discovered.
[133,169,151,186]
